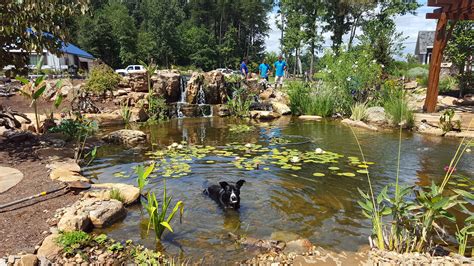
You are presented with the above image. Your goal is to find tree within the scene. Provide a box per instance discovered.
[0,0,88,74]
[446,21,474,97]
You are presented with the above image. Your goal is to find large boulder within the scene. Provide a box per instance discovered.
[85,183,140,205]
[37,234,62,261]
[249,110,281,120]
[47,159,90,183]
[186,71,229,104]
[57,208,91,232]
[86,199,126,228]
[341,118,378,131]
[128,73,148,92]
[271,101,291,115]
[102,129,147,146]
[152,71,181,103]
[366,107,387,125]
[185,72,203,104]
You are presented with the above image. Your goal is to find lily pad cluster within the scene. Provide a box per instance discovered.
[112,141,375,180]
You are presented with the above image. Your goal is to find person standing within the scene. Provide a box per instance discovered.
[240,59,249,79]
[258,59,270,81]
[274,55,287,90]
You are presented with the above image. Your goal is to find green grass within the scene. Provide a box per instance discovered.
[110,188,125,203]
[287,82,335,117]
[350,102,368,121]
[56,231,91,255]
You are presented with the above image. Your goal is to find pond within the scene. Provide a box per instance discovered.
[83,117,474,263]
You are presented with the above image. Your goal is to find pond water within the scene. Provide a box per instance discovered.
[83,117,473,263]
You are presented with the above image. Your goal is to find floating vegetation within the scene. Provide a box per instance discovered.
[269,137,290,145]
[229,124,255,134]
[116,139,376,182]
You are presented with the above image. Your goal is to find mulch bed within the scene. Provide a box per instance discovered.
[0,139,80,257]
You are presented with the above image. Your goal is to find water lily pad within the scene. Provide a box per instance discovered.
[263,167,270,170]
[312,173,325,177]
[342,172,356,177]
[291,166,302,171]
[357,164,369,168]
[205,160,215,164]
[357,170,368,174]
[328,166,340,171]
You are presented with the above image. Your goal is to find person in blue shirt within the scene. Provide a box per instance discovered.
[274,55,287,90]
[240,59,249,79]
[258,59,270,81]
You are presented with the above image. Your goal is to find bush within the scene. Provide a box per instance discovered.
[84,63,121,94]
[382,82,414,127]
[439,75,458,94]
[406,67,428,80]
[146,95,168,122]
[227,87,253,117]
[318,47,382,113]
[56,231,91,255]
[350,102,368,121]
[287,82,335,117]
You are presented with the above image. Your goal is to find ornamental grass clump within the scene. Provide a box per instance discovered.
[350,102,369,121]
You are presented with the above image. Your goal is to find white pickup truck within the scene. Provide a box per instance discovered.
[115,65,146,76]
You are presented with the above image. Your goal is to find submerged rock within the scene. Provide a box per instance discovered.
[102,129,147,146]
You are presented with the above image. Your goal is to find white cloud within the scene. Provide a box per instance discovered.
[264,1,437,58]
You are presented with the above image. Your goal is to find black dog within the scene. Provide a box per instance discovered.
[204,180,245,209]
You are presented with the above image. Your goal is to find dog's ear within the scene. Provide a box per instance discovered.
[219,181,230,190]
[236,180,245,189]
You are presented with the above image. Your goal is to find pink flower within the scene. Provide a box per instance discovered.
[444,166,456,173]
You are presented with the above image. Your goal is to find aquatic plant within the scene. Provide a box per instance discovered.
[120,101,132,125]
[287,82,335,117]
[135,163,155,194]
[110,188,125,203]
[229,124,255,134]
[56,231,91,256]
[382,83,414,127]
[93,234,108,245]
[350,102,368,121]
[439,108,460,134]
[455,222,473,256]
[227,87,253,117]
[143,180,184,240]
[354,118,473,253]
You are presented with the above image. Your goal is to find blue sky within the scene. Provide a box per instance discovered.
[264,0,437,57]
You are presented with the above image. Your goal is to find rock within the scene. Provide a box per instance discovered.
[86,199,126,228]
[57,208,91,232]
[46,160,81,172]
[445,130,474,138]
[292,255,320,265]
[298,115,322,121]
[129,107,149,122]
[17,254,38,266]
[86,183,140,205]
[3,130,36,143]
[249,111,281,120]
[152,71,181,103]
[366,107,387,125]
[270,231,301,242]
[341,119,378,131]
[270,102,291,115]
[284,239,313,254]
[214,104,230,117]
[114,89,128,96]
[37,234,62,261]
[416,123,444,136]
[84,113,124,126]
[128,73,148,92]
[0,166,23,193]
[102,129,147,146]
[404,80,418,89]
[186,71,229,104]
[438,95,457,106]
[49,168,89,183]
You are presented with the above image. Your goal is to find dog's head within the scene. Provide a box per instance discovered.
[219,180,245,209]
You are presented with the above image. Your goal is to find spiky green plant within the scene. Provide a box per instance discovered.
[350,102,368,121]
[135,163,155,194]
[143,180,184,240]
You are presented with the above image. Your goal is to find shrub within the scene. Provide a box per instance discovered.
[318,47,382,113]
[145,95,168,122]
[439,75,458,94]
[56,231,91,255]
[84,63,121,94]
[439,108,461,133]
[406,67,429,80]
[350,102,368,121]
[227,87,253,117]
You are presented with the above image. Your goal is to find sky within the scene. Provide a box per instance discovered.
[264,0,437,57]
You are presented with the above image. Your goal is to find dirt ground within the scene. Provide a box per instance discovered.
[0,137,80,256]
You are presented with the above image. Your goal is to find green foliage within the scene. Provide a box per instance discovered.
[110,188,125,203]
[56,231,91,255]
[455,222,474,256]
[382,82,414,127]
[107,242,124,252]
[439,109,461,133]
[287,82,335,117]
[93,234,108,245]
[143,180,184,240]
[318,47,382,114]
[229,124,255,134]
[146,95,168,122]
[227,87,253,117]
[135,163,155,194]
[120,101,132,125]
[1,0,88,73]
[406,67,429,80]
[131,246,164,265]
[438,75,458,94]
[446,21,474,96]
[350,102,368,121]
[84,63,121,94]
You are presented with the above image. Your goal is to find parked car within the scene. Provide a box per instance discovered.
[115,65,145,76]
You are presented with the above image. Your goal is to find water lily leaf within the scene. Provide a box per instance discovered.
[328,166,340,171]
[357,170,369,174]
[312,173,325,177]
[342,173,356,177]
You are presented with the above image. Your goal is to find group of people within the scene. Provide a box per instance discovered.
[240,55,287,90]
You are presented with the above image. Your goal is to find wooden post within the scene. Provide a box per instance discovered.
[423,13,448,113]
